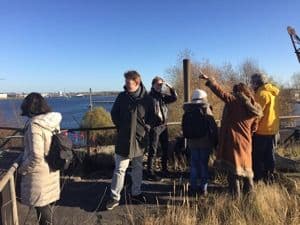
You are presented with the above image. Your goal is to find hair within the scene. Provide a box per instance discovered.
[21,92,52,118]
[124,70,141,83]
[233,83,255,101]
[250,73,267,87]
[151,76,164,85]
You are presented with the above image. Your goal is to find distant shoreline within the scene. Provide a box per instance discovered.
[0,92,119,100]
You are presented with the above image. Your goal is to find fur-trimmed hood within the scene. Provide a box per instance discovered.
[235,93,263,118]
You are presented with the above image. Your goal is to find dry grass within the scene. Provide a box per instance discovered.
[130,184,300,225]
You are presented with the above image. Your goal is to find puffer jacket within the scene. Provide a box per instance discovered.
[19,112,62,207]
[183,101,218,150]
[254,83,280,135]
[150,87,177,126]
[111,83,153,158]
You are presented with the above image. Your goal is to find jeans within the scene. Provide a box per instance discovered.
[189,148,210,192]
[110,154,143,201]
[147,125,169,172]
[35,204,53,225]
[252,134,276,182]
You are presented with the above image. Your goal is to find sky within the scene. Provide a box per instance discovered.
[0,0,299,92]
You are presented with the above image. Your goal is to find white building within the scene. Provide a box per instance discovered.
[0,93,8,99]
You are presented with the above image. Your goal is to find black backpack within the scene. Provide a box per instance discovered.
[182,108,209,138]
[45,130,74,171]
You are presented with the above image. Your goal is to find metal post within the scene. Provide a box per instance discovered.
[89,88,93,111]
[183,59,191,150]
[183,59,191,102]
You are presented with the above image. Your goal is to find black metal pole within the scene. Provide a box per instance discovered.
[183,59,190,102]
[289,34,300,63]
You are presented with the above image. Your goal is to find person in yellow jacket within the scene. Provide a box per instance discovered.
[250,73,280,182]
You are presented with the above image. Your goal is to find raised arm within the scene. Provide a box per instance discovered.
[199,73,235,103]
[162,86,178,104]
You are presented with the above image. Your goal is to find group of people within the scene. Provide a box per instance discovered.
[106,70,280,210]
[18,70,279,224]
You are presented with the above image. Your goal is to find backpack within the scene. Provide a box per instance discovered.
[182,108,209,138]
[45,130,74,171]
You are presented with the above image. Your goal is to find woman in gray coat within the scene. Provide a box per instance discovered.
[18,93,62,225]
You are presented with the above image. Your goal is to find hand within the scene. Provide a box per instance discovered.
[164,82,172,88]
[198,71,209,80]
[144,124,151,133]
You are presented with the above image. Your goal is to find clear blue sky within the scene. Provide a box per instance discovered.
[0,0,299,92]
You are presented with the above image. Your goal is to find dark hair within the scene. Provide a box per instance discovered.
[250,73,267,87]
[151,76,164,85]
[21,92,52,118]
[124,70,141,82]
[233,83,255,101]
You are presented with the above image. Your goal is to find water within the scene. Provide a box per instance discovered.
[0,96,115,129]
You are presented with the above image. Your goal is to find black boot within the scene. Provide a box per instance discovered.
[228,174,241,198]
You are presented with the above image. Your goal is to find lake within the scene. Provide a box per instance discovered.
[0,96,116,129]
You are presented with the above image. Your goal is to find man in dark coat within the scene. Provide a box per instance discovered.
[106,71,153,210]
[146,76,177,180]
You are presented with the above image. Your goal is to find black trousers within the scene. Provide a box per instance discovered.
[252,134,276,182]
[147,124,169,172]
[35,204,53,225]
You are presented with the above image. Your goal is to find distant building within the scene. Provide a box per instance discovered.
[0,93,7,99]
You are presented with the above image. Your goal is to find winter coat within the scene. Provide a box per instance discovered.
[111,84,153,158]
[206,80,263,178]
[254,83,280,135]
[19,112,62,207]
[150,87,177,126]
[183,101,218,150]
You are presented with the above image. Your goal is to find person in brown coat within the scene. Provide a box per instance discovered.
[199,73,263,197]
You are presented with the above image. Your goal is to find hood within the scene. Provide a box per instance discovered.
[235,93,263,118]
[259,83,280,96]
[32,112,62,131]
[183,101,210,112]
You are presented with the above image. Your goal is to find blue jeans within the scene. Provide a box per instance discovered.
[190,148,211,192]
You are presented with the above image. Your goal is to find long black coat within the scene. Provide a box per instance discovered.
[111,84,153,158]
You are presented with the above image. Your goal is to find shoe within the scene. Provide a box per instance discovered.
[200,189,208,196]
[146,172,162,181]
[131,193,147,204]
[106,198,119,210]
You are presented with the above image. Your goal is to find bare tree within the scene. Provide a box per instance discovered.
[290,72,300,89]
[238,58,261,85]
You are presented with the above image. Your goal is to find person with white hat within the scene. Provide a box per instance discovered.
[182,89,218,195]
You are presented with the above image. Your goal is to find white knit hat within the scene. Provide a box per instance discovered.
[191,89,207,103]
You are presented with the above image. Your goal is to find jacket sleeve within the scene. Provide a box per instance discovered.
[19,124,45,174]
[162,87,178,104]
[251,117,259,134]
[255,92,269,112]
[206,79,235,103]
[145,96,155,129]
[111,94,121,128]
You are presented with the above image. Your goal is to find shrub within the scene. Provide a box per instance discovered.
[80,107,116,146]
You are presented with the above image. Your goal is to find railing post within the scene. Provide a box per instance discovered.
[86,130,91,156]
[9,176,19,225]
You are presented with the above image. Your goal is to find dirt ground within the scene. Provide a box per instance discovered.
[16,170,229,225]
